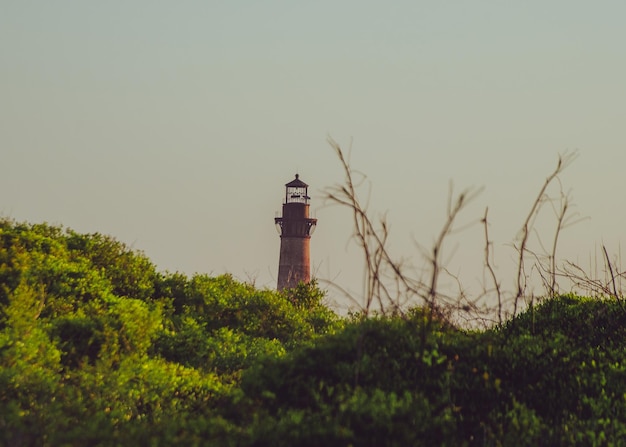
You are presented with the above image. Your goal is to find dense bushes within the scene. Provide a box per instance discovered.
[242,298,626,446]
[0,219,337,445]
[2,218,626,446]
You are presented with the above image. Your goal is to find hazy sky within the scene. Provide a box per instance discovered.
[2,2,626,311]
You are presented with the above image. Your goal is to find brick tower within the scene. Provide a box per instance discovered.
[275,174,317,290]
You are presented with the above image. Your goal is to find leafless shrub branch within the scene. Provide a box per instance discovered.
[482,207,503,325]
[425,183,482,315]
[513,151,578,317]
[322,139,598,327]
[324,137,408,315]
[324,137,481,321]
[603,245,619,299]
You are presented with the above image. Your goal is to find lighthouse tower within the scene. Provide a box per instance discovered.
[275,174,317,290]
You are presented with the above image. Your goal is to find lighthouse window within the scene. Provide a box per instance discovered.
[287,186,309,203]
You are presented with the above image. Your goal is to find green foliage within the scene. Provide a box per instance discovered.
[154,318,286,375]
[240,296,626,446]
[0,283,63,446]
[0,219,342,445]
[51,314,103,367]
[176,273,336,344]
[39,356,233,447]
[65,230,158,301]
[249,388,449,447]
[505,293,626,347]
[4,217,626,445]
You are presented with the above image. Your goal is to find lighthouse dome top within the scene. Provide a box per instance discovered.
[285,173,308,188]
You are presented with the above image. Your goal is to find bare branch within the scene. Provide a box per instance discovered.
[513,150,578,317]
[603,245,619,299]
[482,207,502,325]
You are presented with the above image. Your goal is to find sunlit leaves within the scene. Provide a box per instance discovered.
[10,217,626,445]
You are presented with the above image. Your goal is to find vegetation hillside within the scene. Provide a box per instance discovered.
[2,218,626,446]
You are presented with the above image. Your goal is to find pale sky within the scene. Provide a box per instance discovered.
[2,2,626,312]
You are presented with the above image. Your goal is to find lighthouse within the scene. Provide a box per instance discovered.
[275,174,317,290]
